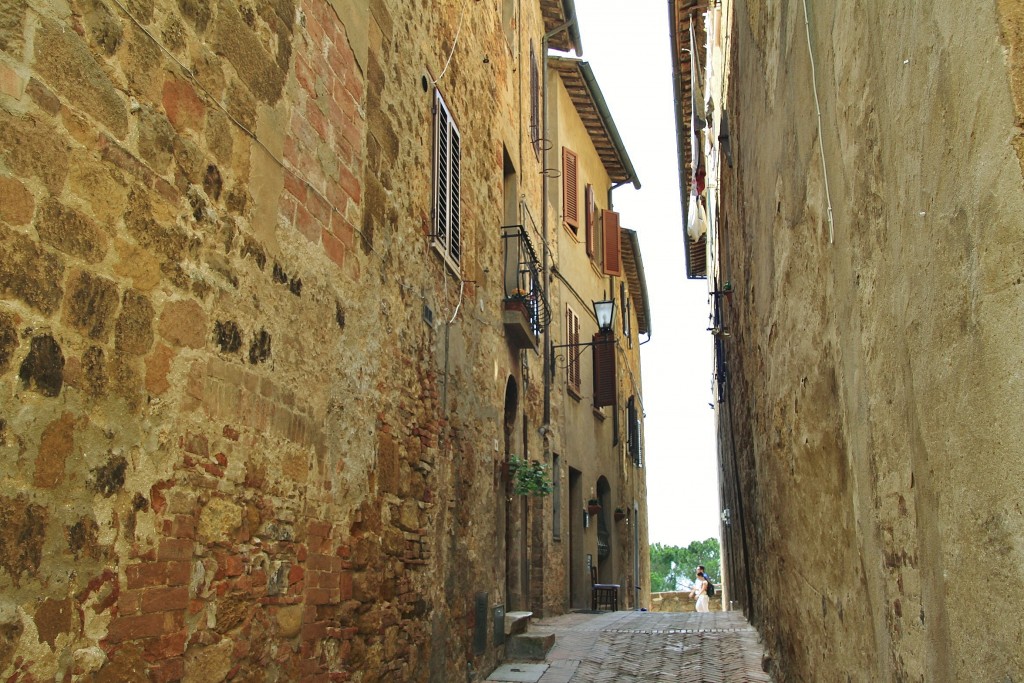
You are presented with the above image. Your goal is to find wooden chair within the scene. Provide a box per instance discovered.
[590,565,620,611]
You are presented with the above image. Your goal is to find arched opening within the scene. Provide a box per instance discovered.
[501,376,527,610]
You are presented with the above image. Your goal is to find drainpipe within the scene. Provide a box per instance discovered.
[541,14,578,430]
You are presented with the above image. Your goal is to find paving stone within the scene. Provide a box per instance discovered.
[513,610,773,683]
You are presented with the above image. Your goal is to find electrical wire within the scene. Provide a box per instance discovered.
[801,0,836,244]
[432,1,467,85]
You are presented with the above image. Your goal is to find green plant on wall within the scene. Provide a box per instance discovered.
[508,456,553,496]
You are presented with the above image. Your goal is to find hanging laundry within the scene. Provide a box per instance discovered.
[687,194,708,242]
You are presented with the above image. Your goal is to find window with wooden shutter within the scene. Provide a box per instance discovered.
[592,330,616,408]
[620,282,631,347]
[433,89,461,271]
[585,184,595,257]
[627,396,641,467]
[562,147,578,234]
[566,305,581,395]
[601,209,621,276]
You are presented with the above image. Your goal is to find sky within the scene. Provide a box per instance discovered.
[570,1,721,546]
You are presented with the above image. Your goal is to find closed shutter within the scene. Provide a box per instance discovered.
[566,305,581,392]
[562,147,578,232]
[433,90,461,270]
[585,184,595,257]
[602,209,621,276]
[592,331,616,408]
[627,396,641,466]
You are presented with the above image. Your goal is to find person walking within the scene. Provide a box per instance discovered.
[690,569,710,612]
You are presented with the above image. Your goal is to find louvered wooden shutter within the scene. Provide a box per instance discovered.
[592,331,616,407]
[627,396,641,466]
[562,147,578,231]
[585,184,595,257]
[566,306,581,392]
[602,209,621,276]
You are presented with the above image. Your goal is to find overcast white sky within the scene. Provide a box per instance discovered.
[571,1,721,546]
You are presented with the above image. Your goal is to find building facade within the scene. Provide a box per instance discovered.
[673,1,1024,681]
[0,1,650,680]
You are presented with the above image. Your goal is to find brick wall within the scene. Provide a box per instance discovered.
[0,1,553,681]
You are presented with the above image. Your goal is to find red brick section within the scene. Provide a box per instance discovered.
[282,0,365,274]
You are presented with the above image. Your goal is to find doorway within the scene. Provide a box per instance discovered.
[568,467,583,608]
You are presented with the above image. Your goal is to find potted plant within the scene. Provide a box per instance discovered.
[508,456,553,496]
[504,288,531,313]
[613,507,626,522]
[587,499,601,515]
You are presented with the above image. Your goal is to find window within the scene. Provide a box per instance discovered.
[585,184,595,257]
[562,147,578,234]
[627,396,642,467]
[592,330,615,408]
[620,282,631,347]
[530,43,540,157]
[565,304,581,395]
[552,453,561,540]
[433,89,461,270]
[601,209,621,276]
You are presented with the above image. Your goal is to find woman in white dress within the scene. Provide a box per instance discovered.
[690,570,710,612]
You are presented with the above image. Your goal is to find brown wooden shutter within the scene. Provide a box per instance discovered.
[566,306,581,392]
[585,184,595,257]
[602,210,621,276]
[562,147,578,231]
[592,331,616,407]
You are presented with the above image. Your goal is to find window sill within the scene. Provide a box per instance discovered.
[592,406,607,421]
[567,385,581,401]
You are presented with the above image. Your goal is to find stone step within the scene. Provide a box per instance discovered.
[505,631,556,661]
[504,611,533,636]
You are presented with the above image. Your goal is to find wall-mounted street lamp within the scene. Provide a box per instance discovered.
[592,299,615,332]
[551,299,616,361]
[550,300,618,408]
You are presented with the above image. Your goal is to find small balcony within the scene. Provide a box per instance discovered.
[501,225,548,351]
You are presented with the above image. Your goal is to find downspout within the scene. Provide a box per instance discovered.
[541,14,578,429]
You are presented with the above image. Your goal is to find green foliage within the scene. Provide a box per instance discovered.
[508,456,553,496]
[649,538,721,592]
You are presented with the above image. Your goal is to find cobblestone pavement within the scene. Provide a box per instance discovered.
[520,610,773,683]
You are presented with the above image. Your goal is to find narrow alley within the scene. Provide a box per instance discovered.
[487,611,772,683]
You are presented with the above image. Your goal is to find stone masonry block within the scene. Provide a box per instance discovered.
[0,176,34,225]
[115,290,155,355]
[0,109,69,192]
[158,300,208,349]
[0,224,65,315]
[34,411,77,489]
[162,77,206,132]
[34,16,128,137]
[63,270,119,342]
[37,198,109,264]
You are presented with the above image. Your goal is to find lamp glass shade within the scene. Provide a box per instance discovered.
[593,299,615,331]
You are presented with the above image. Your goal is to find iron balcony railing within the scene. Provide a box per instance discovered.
[501,224,549,337]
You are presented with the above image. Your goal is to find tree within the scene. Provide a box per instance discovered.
[649,538,721,592]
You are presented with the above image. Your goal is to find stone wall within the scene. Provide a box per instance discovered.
[719,1,1024,681]
[649,591,723,613]
[0,1,575,681]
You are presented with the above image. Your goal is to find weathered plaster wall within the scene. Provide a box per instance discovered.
[719,1,1024,681]
[544,66,649,613]
[0,0,563,681]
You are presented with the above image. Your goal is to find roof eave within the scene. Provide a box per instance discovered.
[622,229,651,337]
[550,56,640,189]
[579,62,639,189]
